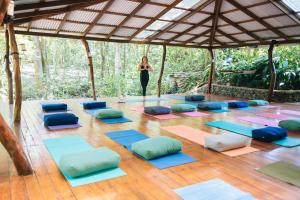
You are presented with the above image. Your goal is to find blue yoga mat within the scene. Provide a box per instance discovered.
[174,178,255,200]
[47,124,81,130]
[206,120,300,148]
[168,95,186,100]
[105,130,197,169]
[43,136,126,187]
[209,109,230,113]
[236,107,256,111]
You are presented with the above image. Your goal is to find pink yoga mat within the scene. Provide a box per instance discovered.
[256,112,291,120]
[279,110,300,116]
[162,125,259,157]
[182,111,211,117]
[238,116,278,127]
[222,146,259,157]
[259,105,279,109]
[130,106,181,120]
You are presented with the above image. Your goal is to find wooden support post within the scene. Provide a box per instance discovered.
[0,114,33,176]
[268,40,277,102]
[157,45,166,98]
[81,39,96,100]
[207,48,215,94]
[8,23,22,123]
[5,26,13,104]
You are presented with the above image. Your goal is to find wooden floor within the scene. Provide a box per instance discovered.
[0,94,300,200]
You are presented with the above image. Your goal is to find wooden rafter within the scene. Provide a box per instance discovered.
[14,0,108,25]
[15,0,103,11]
[269,0,300,25]
[216,29,242,45]
[147,0,214,42]
[107,0,150,39]
[227,0,290,40]
[184,29,211,45]
[55,12,71,34]
[167,16,213,43]
[219,14,263,42]
[128,0,182,40]
[83,0,115,36]
[209,0,223,47]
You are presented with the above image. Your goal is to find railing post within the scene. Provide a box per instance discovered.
[157,44,166,98]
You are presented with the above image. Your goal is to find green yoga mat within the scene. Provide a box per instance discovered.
[257,161,300,187]
[43,136,126,187]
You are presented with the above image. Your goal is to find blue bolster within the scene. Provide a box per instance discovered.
[83,102,106,110]
[42,103,67,112]
[228,102,249,108]
[252,127,287,142]
[44,113,78,126]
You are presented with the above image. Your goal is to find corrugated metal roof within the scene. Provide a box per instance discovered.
[12,0,300,48]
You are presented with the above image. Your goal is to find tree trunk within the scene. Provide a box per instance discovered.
[0,113,33,176]
[8,23,22,123]
[5,26,13,104]
[157,45,166,98]
[82,39,96,100]
[115,44,122,98]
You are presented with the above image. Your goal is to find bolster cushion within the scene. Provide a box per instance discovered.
[252,127,287,142]
[198,102,222,110]
[171,104,196,113]
[42,103,67,112]
[278,119,300,131]
[59,147,120,178]
[83,102,106,110]
[44,113,78,126]
[185,95,205,101]
[144,106,171,115]
[131,136,182,160]
[228,101,249,108]
[248,100,269,106]
[95,109,123,119]
[204,133,251,152]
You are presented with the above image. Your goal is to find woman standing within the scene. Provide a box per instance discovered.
[138,56,153,97]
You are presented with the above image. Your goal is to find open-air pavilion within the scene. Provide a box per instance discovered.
[0,0,300,199]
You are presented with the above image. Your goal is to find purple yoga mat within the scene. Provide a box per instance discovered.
[257,112,292,120]
[182,112,210,117]
[279,110,300,116]
[237,116,278,127]
[47,124,81,130]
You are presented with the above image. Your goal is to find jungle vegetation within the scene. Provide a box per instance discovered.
[0,35,299,100]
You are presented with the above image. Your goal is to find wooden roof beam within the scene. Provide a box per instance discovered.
[183,29,211,45]
[227,0,290,40]
[15,0,100,11]
[14,0,108,25]
[83,0,115,36]
[209,0,223,47]
[147,0,214,42]
[107,0,150,39]
[219,14,263,42]
[216,29,242,45]
[269,0,300,25]
[55,12,71,34]
[128,0,182,40]
[166,16,213,43]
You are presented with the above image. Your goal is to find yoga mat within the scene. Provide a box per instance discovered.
[174,178,255,200]
[43,136,126,187]
[105,130,197,169]
[259,105,279,109]
[168,95,185,100]
[101,118,132,124]
[209,109,230,113]
[236,107,256,111]
[237,116,278,127]
[47,124,81,130]
[181,111,211,117]
[84,107,111,116]
[256,112,291,120]
[279,110,300,116]
[206,120,300,148]
[130,106,181,120]
[257,161,300,187]
[224,100,239,102]
[163,125,259,157]
[126,97,167,103]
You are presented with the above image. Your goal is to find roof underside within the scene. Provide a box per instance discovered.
[13,0,300,48]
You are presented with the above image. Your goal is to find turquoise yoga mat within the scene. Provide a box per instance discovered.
[174,178,255,200]
[43,136,126,187]
[206,120,300,148]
